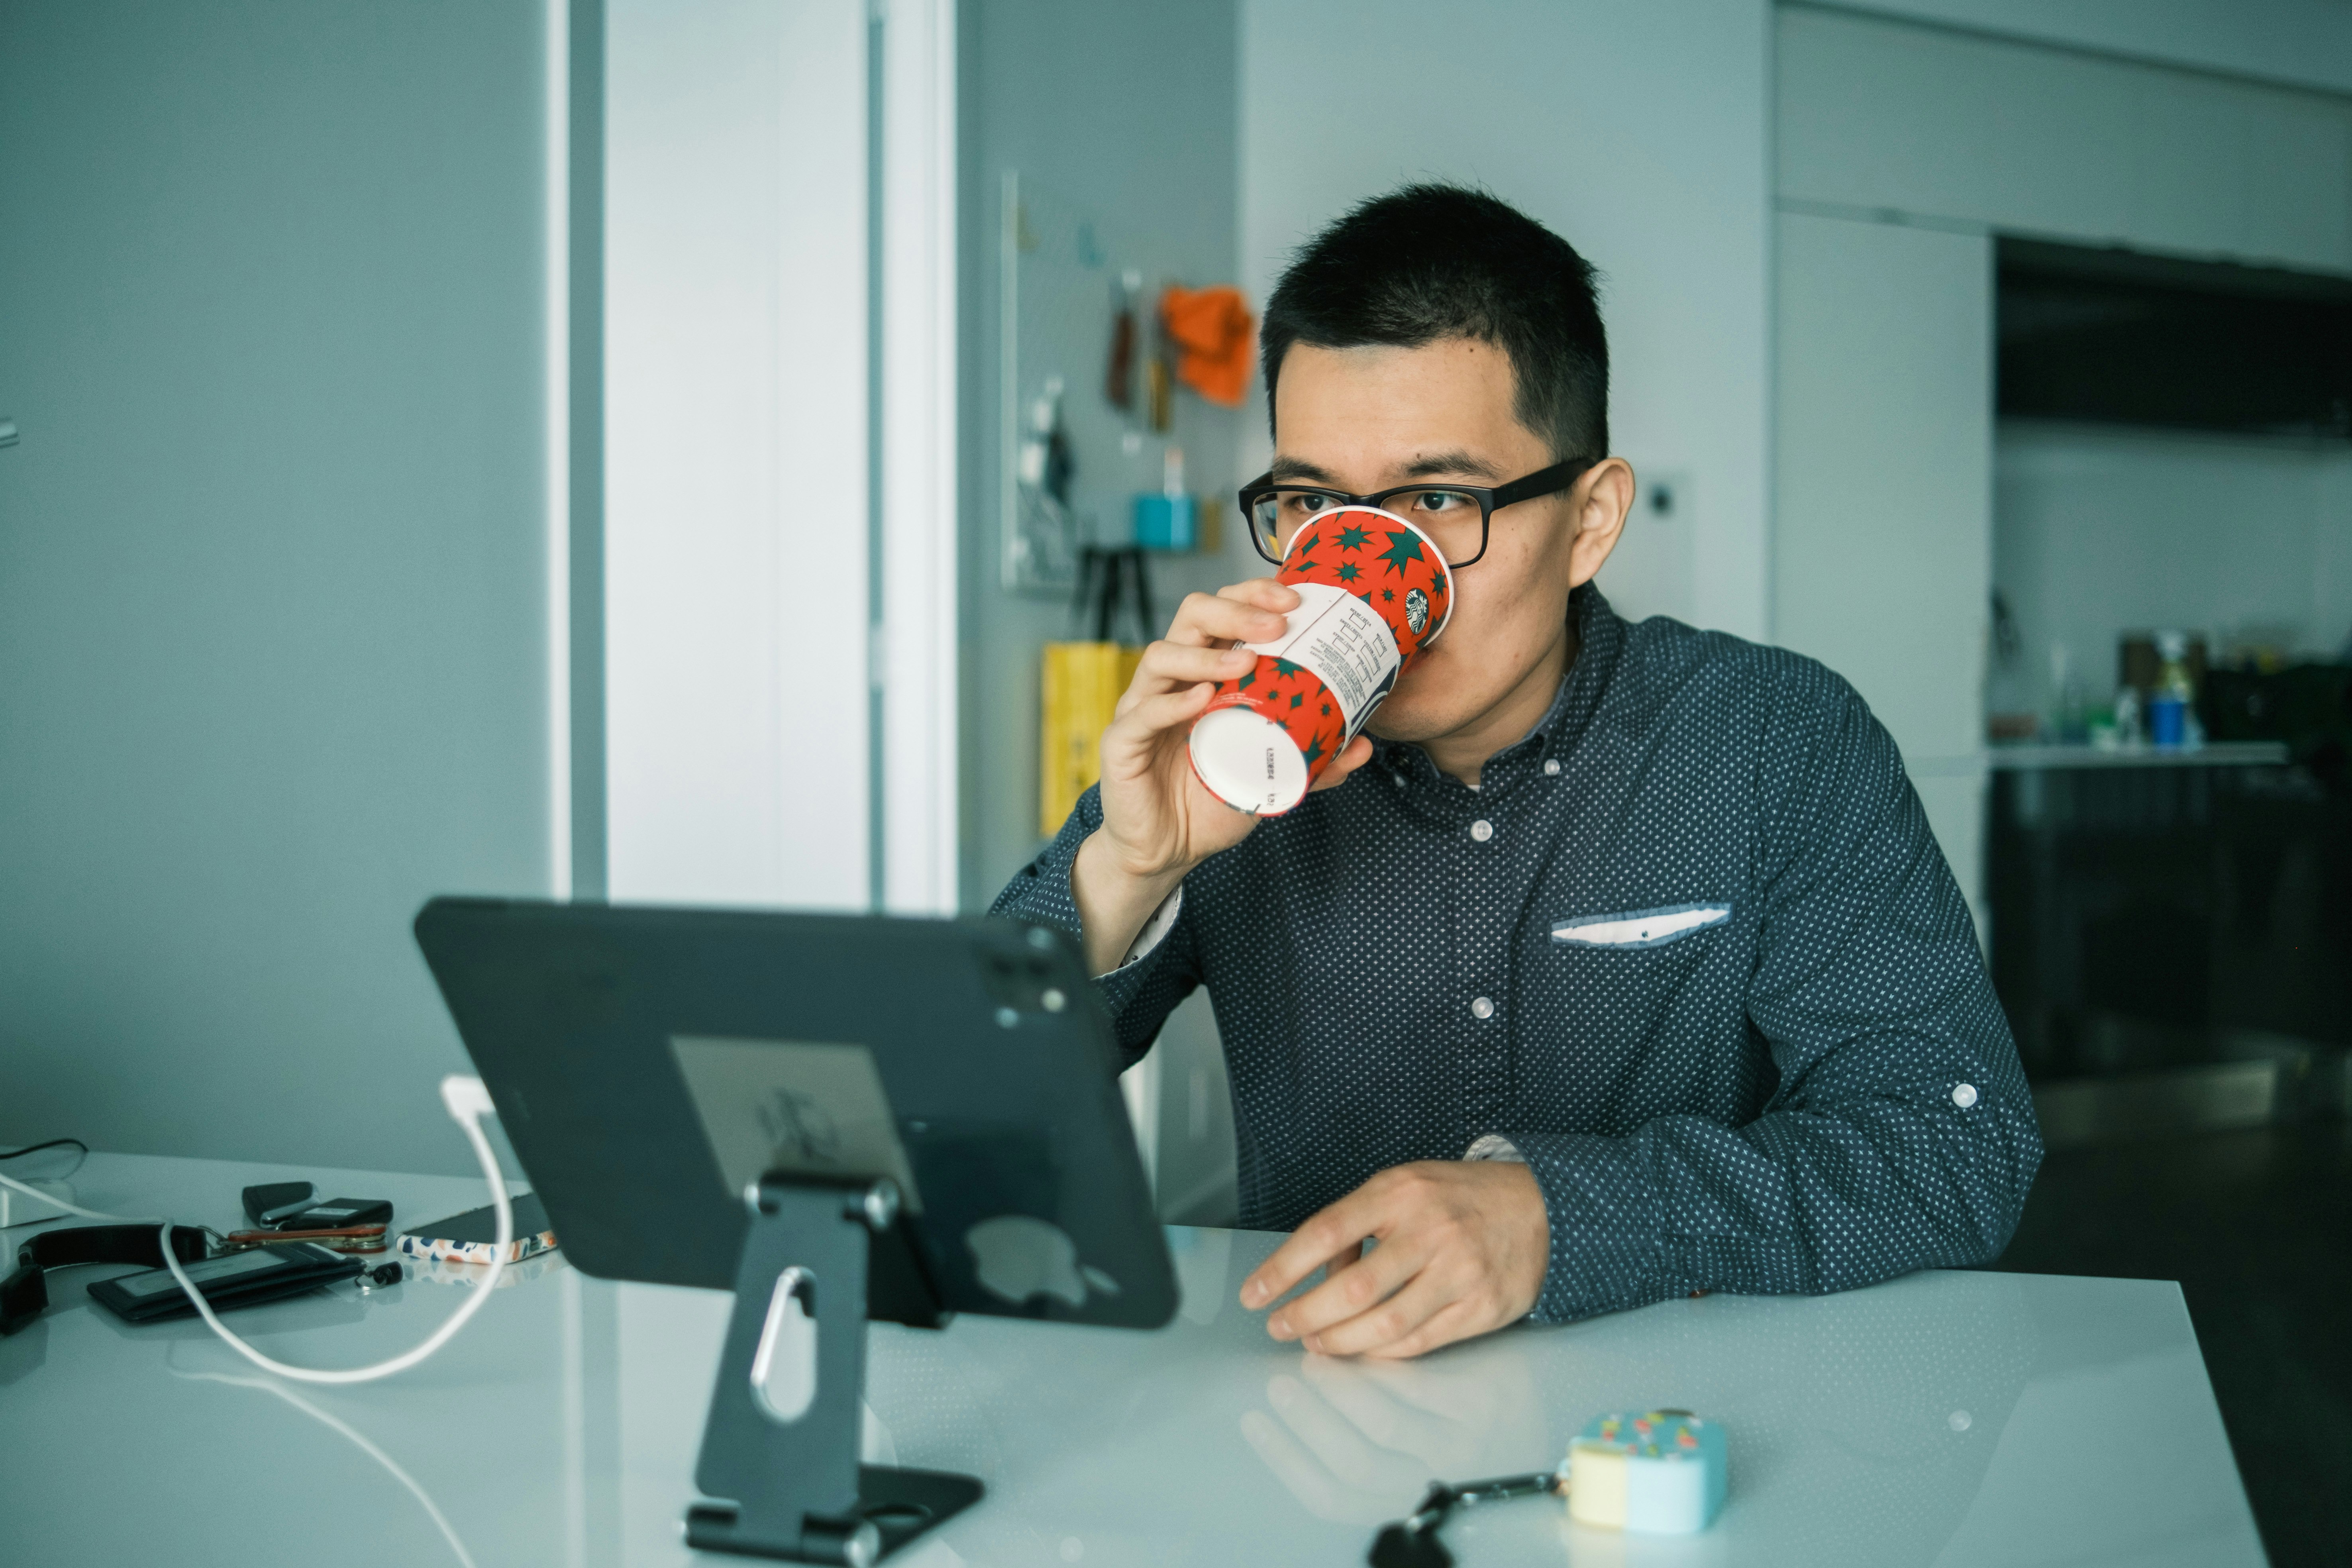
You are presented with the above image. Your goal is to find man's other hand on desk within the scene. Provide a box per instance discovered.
[1239,1161,1549,1358]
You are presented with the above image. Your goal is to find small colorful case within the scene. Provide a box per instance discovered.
[395,1192,557,1268]
[1563,1409,1726,1534]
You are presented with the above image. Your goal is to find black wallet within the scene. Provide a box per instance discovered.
[88,1241,362,1323]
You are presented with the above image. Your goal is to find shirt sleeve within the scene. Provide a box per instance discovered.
[987,784,1204,1068]
[1502,667,2044,1324]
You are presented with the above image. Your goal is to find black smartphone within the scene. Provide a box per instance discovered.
[88,1242,362,1324]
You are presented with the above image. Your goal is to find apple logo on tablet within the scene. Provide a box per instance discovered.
[965,1215,1121,1307]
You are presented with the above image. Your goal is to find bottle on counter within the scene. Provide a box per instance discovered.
[2049,640,2088,744]
[2111,685,2143,749]
[2148,630,2197,749]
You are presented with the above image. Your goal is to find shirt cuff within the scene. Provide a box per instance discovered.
[1505,1130,1674,1323]
[1099,885,1184,978]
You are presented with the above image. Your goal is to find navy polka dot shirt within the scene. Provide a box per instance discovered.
[993,585,2043,1323]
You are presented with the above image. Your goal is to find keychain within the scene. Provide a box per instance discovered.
[1369,1470,1561,1568]
[1367,1409,1727,1565]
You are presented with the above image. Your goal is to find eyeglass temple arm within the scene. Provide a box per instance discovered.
[1489,457,1594,510]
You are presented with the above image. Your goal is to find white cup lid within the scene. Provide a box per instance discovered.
[1188,706,1309,816]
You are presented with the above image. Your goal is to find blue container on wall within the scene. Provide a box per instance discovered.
[1133,493,1197,553]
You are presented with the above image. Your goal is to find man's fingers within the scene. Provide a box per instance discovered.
[1243,1187,1389,1310]
[1266,1235,1422,1343]
[1363,1298,1488,1362]
[1165,584,1294,648]
[1100,684,1217,767]
[1215,577,1301,612]
[1307,734,1375,793]
[1124,640,1252,706]
[1301,1268,1456,1359]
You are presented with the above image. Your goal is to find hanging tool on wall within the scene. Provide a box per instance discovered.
[1147,292,1175,433]
[1106,268,1142,412]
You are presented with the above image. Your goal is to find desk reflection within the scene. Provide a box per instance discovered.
[1224,1266,2036,1566]
[1243,1346,1548,1523]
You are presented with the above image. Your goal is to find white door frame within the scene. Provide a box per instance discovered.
[875,0,959,917]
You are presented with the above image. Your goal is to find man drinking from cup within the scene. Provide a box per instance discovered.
[993,184,2041,1360]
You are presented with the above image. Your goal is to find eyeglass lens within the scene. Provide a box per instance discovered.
[1249,489,1486,565]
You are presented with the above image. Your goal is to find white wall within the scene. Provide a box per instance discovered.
[1995,423,2352,712]
[604,0,871,910]
[1240,0,1774,642]
[0,2,555,1172]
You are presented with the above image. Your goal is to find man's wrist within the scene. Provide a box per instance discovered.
[1080,822,1197,888]
[1072,830,1191,975]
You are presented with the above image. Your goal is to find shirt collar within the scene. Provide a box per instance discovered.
[1371,583,1626,794]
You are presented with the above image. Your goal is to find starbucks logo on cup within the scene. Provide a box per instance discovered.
[1406,588,1430,636]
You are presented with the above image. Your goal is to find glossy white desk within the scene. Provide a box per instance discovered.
[0,1154,2265,1566]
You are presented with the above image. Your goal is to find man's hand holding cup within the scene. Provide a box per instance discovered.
[1072,506,1454,976]
[1071,579,1375,975]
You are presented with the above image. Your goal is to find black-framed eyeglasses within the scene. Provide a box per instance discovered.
[1238,457,1594,570]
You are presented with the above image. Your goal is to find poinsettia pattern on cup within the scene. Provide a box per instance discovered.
[1188,505,1453,816]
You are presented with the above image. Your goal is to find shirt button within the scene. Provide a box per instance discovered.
[1544,759,1561,776]
[1470,996,1495,1019]
[1469,819,1494,842]
[1951,1083,1978,1109]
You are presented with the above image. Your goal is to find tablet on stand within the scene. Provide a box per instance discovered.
[414,899,1178,1567]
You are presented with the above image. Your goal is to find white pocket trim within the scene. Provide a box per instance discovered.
[1551,902,1731,950]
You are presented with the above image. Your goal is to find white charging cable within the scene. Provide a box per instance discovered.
[0,1074,511,1385]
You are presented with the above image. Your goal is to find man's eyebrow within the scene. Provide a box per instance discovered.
[1399,450,1505,481]
[1267,456,1340,484]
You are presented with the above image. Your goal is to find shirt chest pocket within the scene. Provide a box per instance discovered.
[1551,902,1732,951]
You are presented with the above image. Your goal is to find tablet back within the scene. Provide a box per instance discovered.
[412,899,1176,1330]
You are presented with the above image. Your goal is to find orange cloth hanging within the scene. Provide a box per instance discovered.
[1158,285,1255,408]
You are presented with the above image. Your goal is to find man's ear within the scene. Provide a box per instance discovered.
[1565,458,1635,588]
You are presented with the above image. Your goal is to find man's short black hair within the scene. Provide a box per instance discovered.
[1260,183,1608,461]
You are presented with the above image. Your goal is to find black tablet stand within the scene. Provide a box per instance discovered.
[687,1175,983,1566]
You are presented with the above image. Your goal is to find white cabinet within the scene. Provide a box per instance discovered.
[1777,7,2352,274]
[1773,210,1993,926]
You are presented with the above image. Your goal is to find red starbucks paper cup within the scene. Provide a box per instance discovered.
[1187,505,1453,815]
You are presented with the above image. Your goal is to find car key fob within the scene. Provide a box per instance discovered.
[242,1181,316,1227]
[275,1197,393,1231]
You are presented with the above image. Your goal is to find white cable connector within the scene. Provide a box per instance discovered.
[0,1073,513,1385]
[439,1074,497,1122]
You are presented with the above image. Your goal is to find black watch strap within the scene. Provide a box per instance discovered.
[2,1223,211,1336]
